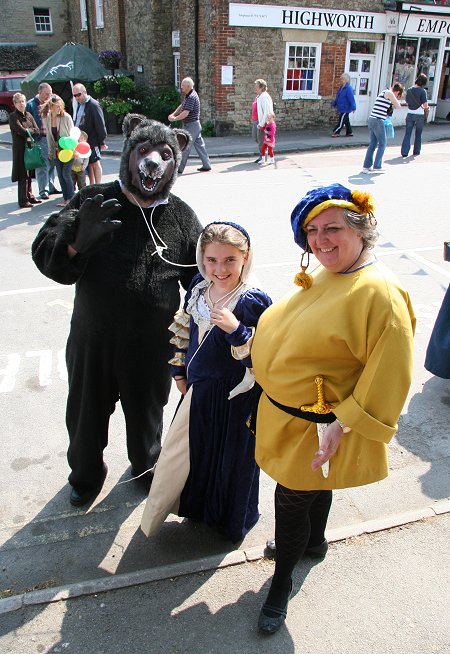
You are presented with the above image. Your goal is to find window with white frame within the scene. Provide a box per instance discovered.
[33,8,52,33]
[174,53,180,90]
[79,0,87,31]
[283,43,321,99]
[95,0,104,28]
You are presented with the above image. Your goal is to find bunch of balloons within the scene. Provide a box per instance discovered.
[58,126,92,163]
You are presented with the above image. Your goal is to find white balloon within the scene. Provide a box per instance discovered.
[84,149,92,159]
[70,126,81,140]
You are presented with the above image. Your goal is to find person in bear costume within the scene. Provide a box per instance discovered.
[32,114,203,506]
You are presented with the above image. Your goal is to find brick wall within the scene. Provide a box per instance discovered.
[198,0,386,133]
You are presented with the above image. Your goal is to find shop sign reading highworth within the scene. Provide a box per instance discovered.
[229,3,387,34]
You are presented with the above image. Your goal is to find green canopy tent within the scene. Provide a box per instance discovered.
[20,42,109,100]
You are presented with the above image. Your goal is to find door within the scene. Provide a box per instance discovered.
[347,41,377,126]
[349,56,375,125]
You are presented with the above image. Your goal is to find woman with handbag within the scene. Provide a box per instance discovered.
[401,74,429,158]
[362,83,403,174]
[42,95,75,207]
[9,93,42,208]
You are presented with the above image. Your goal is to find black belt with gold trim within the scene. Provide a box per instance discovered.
[267,395,336,424]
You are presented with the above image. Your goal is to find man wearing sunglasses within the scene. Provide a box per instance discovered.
[72,83,107,184]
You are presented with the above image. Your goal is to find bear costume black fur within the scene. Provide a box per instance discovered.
[32,114,203,506]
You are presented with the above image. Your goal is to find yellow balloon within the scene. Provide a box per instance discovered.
[58,149,74,162]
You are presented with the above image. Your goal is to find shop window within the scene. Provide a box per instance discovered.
[79,0,87,31]
[350,41,376,55]
[95,0,104,28]
[440,50,450,100]
[418,38,440,98]
[392,37,440,98]
[393,38,417,89]
[33,8,52,33]
[283,43,321,98]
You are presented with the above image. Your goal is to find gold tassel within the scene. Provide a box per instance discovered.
[294,249,313,289]
[294,267,313,289]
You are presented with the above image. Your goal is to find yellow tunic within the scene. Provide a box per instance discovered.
[252,261,415,490]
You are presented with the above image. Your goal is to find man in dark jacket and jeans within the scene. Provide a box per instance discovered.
[26,83,59,199]
[72,83,108,184]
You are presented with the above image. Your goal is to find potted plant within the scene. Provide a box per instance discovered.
[98,49,123,75]
[100,97,133,133]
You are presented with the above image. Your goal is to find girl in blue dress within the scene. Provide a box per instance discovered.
[141,221,272,542]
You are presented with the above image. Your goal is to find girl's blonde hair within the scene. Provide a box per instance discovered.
[200,223,249,256]
[266,112,276,122]
[41,94,65,117]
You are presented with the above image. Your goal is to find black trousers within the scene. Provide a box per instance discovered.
[17,175,33,206]
[333,112,353,136]
[66,326,172,492]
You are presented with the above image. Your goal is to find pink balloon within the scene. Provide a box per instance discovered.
[75,142,91,155]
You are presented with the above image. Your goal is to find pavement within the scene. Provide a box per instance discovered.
[1,515,448,653]
[0,120,449,629]
[1,120,449,160]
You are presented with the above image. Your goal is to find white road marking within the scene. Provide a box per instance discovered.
[0,353,20,392]
[0,348,67,393]
[25,350,53,386]
[0,285,61,297]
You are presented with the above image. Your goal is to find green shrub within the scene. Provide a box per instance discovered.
[93,75,135,98]
[99,97,133,122]
[118,76,135,96]
[140,86,181,123]
[202,120,215,137]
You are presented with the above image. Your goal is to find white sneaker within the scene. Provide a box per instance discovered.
[258,159,265,166]
[269,157,275,164]
[362,167,372,174]
[373,168,385,173]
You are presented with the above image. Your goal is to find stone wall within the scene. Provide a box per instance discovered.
[124,0,174,93]
[0,0,70,70]
[67,0,126,65]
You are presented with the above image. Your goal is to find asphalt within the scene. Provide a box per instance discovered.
[0,119,449,620]
[73,119,450,159]
[1,120,449,159]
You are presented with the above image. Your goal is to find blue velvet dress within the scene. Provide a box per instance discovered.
[170,274,272,542]
[425,284,450,379]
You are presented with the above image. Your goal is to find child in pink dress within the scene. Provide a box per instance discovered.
[259,112,276,165]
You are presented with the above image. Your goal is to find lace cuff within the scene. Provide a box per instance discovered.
[228,325,255,360]
[168,352,186,367]
[169,308,190,352]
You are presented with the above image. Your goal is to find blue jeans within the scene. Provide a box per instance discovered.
[35,138,57,196]
[401,113,424,157]
[363,116,387,170]
[55,159,75,201]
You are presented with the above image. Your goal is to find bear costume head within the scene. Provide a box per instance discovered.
[120,114,191,203]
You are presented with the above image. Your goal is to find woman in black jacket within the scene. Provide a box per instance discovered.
[9,93,42,208]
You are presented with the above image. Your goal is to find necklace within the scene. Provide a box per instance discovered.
[340,246,373,274]
[206,281,243,308]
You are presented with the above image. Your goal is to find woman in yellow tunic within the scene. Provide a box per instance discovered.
[252,183,415,635]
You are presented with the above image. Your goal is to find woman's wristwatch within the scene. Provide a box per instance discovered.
[335,418,351,433]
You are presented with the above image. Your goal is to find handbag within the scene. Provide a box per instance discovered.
[24,129,46,170]
[384,117,395,139]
